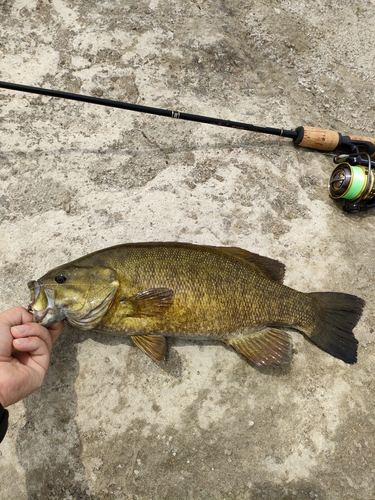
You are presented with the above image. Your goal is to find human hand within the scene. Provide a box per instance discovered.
[0,306,64,407]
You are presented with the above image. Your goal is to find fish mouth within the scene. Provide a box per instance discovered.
[27,281,56,324]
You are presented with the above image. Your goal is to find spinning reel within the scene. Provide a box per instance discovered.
[329,152,375,213]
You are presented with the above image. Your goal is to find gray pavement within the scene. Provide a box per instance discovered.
[1,1,374,499]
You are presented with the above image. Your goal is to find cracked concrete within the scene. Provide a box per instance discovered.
[1,1,375,498]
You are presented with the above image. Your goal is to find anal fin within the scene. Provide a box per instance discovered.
[224,328,292,367]
[131,334,167,361]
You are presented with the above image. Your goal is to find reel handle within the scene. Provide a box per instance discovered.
[294,126,375,157]
[348,134,375,156]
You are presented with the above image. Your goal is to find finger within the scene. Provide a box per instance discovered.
[0,306,33,328]
[11,322,54,352]
[12,336,50,373]
[13,337,50,379]
[48,321,64,345]
[13,336,49,356]
[0,307,32,360]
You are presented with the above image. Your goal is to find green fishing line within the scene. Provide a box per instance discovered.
[343,166,366,200]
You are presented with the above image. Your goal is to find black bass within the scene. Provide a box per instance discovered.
[28,242,365,366]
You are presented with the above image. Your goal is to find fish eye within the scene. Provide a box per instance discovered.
[54,274,67,284]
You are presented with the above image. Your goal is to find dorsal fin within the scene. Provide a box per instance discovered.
[217,247,286,283]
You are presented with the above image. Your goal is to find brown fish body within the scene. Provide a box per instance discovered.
[28,242,364,366]
[89,244,313,338]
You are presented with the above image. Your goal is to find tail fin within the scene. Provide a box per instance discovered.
[307,292,365,364]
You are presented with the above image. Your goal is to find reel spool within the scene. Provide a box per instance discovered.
[328,153,375,212]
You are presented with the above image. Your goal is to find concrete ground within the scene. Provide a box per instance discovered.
[1,1,375,499]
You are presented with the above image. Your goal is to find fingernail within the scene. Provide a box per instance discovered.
[11,325,29,335]
[14,337,28,345]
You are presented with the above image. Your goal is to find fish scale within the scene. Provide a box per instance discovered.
[28,242,365,367]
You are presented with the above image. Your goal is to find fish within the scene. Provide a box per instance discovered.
[27,242,365,367]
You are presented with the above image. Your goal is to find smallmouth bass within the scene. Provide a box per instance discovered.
[28,242,365,366]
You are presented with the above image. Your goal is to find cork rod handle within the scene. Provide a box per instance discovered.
[294,126,340,151]
[294,126,375,157]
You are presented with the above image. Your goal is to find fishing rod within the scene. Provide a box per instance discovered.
[1,80,375,212]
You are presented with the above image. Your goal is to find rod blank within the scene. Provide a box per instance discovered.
[0,80,298,139]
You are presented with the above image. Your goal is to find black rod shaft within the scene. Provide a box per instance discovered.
[0,81,298,140]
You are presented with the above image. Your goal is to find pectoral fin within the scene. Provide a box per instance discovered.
[131,335,167,361]
[123,288,174,317]
[224,328,292,367]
